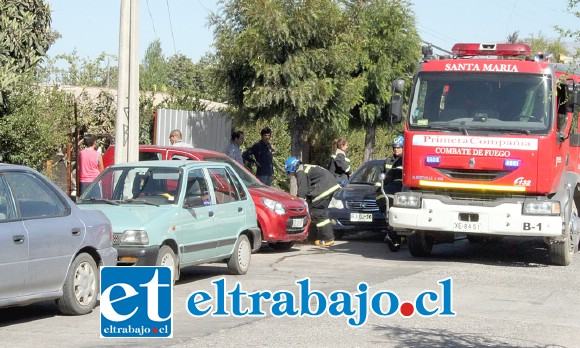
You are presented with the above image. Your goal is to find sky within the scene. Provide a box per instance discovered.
[46,0,577,64]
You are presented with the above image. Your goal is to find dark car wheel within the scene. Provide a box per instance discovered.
[56,253,98,315]
[333,231,345,240]
[268,241,296,251]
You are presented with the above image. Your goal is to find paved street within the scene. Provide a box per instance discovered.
[1,232,580,347]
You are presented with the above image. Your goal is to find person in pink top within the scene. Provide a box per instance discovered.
[78,134,104,198]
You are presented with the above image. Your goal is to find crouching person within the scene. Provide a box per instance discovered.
[285,157,340,247]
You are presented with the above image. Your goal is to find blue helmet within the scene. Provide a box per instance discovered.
[284,157,301,173]
[392,135,404,148]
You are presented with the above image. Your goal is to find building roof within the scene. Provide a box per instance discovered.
[44,84,227,111]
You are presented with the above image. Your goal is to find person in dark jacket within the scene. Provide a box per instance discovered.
[327,138,352,185]
[285,157,340,247]
[243,127,274,185]
[376,135,404,251]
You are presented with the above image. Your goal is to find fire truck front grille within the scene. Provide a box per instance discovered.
[437,169,509,181]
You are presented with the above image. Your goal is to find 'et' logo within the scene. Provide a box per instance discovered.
[100,266,173,338]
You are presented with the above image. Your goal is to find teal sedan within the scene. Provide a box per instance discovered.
[77,161,260,281]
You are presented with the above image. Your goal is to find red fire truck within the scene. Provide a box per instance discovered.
[387,43,580,265]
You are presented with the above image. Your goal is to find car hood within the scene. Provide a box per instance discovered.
[79,204,176,231]
[334,184,378,201]
[249,186,306,208]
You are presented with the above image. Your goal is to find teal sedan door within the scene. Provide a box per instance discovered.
[207,167,251,256]
[178,168,217,263]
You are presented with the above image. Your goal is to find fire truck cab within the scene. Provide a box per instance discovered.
[388,43,580,265]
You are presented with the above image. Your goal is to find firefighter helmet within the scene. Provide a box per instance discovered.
[392,135,404,148]
[284,157,301,173]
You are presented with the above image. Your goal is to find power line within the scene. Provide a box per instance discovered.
[165,0,177,55]
[145,0,158,39]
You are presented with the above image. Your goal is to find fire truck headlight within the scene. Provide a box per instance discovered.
[393,192,421,209]
[523,201,561,215]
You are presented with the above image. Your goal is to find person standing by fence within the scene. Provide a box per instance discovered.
[243,127,274,185]
[225,130,245,166]
[78,134,104,198]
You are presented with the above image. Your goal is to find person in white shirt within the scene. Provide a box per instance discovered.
[225,130,245,166]
[169,129,193,148]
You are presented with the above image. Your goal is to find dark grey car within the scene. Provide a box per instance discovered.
[0,164,117,315]
[327,159,389,238]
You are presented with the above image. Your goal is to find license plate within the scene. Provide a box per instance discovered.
[291,218,304,228]
[350,213,373,222]
[453,222,481,232]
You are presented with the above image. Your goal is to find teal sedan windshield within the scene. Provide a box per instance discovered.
[78,167,181,205]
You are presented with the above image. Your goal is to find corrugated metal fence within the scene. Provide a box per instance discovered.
[155,109,231,153]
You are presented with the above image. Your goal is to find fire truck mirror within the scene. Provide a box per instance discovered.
[389,94,404,124]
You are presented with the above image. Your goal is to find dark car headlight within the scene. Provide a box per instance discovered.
[328,197,344,209]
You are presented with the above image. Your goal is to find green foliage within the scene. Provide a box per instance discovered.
[140,39,169,92]
[0,0,56,113]
[346,0,421,126]
[39,51,118,87]
[0,74,70,171]
[211,0,365,130]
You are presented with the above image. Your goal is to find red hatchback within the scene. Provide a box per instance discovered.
[102,145,310,250]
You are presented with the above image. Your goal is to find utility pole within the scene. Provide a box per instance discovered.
[115,0,140,164]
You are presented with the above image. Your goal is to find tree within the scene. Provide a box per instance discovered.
[0,0,56,114]
[345,0,421,161]
[140,39,169,92]
[39,51,118,87]
[210,0,366,169]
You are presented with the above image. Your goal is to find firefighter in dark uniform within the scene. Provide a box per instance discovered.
[285,157,340,247]
[376,135,404,251]
[328,138,352,184]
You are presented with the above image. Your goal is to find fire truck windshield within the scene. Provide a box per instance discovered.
[408,72,552,135]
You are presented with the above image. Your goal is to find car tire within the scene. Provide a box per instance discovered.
[408,230,433,257]
[156,245,179,282]
[56,253,98,315]
[228,234,251,275]
[268,241,296,251]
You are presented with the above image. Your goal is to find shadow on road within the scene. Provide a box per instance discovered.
[372,325,564,348]
[305,230,555,268]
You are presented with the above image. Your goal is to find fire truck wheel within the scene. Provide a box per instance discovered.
[408,231,433,257]
[549,203,578,266]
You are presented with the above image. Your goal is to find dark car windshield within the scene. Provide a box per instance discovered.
[203,156,264,187]
[349,162,383,185]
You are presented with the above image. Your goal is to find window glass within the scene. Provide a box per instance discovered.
[350,163,382,184]
[139,152,162,161]
[184,169,212,207]
[5,172,68,219]
[0,176,16,221]
[80,167,181,205]
[226,167,247,200]
[203,156,263,188]
[208,167,240,204]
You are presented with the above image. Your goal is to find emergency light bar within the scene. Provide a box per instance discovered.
[451,43,532,57]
